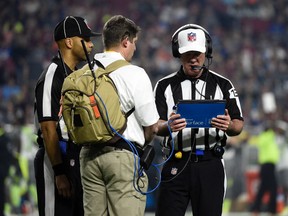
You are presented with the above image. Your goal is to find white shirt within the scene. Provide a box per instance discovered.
[94,52,159,146]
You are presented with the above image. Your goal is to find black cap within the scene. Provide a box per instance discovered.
[54,16,101,41]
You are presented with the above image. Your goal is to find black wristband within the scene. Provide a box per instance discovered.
[52,163,66,176]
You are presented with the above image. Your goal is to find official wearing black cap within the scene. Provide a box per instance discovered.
[54,16,101,41]
[34,16,100,216]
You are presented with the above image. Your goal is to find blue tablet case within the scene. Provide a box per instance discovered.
[175,100,226,128]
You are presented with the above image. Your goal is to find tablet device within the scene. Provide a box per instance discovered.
[175,100,226,128]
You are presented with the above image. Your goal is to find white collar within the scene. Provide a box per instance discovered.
[94,51,125,67]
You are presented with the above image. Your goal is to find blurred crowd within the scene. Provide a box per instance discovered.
[1,0,288,214]
[1,0,288,127]
[1,0,288,126]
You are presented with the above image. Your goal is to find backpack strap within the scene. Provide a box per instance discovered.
[125,107,135,118]
[97,59,131,76]
[96,59,135,116]
[94,59,105,70]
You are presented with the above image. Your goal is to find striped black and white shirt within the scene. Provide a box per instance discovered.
[154,66,243,152]
[34,56,72,142]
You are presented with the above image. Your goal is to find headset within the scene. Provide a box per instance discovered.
[171,24,213,59]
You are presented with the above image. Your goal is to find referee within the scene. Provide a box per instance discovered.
[34,16,100,216]
[154,24,244,216]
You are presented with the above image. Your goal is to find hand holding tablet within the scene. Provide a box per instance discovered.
[175,100,226,128]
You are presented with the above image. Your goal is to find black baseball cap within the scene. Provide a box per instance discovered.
[54,16,101,41]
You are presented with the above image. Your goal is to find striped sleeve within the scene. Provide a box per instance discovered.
[35,62,62,122]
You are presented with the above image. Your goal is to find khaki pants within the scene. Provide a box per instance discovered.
[80,146,148,216]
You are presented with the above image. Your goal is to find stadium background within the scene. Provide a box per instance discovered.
[1,0,288,215]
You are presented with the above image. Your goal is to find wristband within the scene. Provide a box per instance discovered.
[52,163,66,176]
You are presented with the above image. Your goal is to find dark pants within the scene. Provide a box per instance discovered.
[156,151,225,216]
[34,143,84,216]
[0,175,5,216]
[34,147,45,216]
[250,163,277,214]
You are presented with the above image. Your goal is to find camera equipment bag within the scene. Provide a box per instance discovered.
[61,59,134,145]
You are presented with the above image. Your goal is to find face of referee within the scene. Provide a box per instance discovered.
[180,51,206,78]
[57,36,94,65]
[70,36,94,61]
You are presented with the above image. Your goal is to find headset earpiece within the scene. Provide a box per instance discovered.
[171,24,213,59]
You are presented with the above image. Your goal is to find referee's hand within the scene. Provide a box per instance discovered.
[211,109,231,131]
[168,113,187,132]
[55,174,73,198]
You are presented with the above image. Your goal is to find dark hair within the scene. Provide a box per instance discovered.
[103,15,141,49]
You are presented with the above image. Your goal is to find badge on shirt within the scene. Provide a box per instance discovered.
[70,159,75,167]
[171,167,178,175]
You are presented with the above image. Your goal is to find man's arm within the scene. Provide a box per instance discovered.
[40,121,62,165]
[156,119,169,136]
[156,113,187,137]
[40,120,72,198]
[226,119,244,136]
[143,122,158,145]
[211,109,244,136]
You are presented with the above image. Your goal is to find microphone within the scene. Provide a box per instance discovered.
[191,65,206,70]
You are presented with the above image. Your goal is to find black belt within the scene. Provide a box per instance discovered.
[108,139,144,157]
[190,150,222,162]
[83,139,144,157]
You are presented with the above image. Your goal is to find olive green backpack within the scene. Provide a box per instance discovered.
[61,59,134,145]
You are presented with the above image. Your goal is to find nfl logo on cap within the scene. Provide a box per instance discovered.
[178,28,206,54]
[171,167,178,175]
[187,32,196,42]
